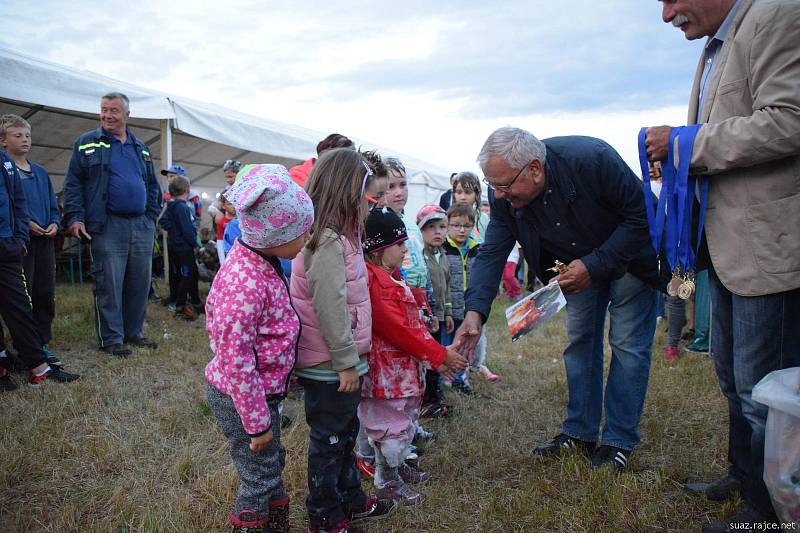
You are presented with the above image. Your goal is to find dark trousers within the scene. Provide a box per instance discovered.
[298,378,366,527]
[167,253,179,304]
[171,249,199,308]
[709,264,800,516]
[21,236,56,345]
[0,258,47,370]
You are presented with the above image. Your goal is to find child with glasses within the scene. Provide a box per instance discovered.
[445,204,500,389]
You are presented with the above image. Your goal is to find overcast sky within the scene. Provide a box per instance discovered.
[0,0,704,174]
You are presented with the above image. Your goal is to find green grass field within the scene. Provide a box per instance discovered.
[0,282,737,532]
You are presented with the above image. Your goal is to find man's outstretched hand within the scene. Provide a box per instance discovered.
[451,311,483,362]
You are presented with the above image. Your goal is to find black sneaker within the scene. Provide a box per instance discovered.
[124,337,158,349]
[349,497,398,526]
[0,368,18,391]
[533,434,596,457]
[29,366,80,385]
[591,445,630,471]
[100,343,132,357]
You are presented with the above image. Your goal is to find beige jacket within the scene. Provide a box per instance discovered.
[688,0,800,296]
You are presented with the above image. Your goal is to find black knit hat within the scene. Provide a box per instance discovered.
[363,207,408,253]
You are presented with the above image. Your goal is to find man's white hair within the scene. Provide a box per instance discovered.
[477,126,547,171]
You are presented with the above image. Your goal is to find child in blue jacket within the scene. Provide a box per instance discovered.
[159,175,201,321]
[0,114,61,355]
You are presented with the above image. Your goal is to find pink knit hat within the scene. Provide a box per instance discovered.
[224,164,314,249]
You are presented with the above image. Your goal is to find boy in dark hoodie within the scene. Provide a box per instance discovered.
[159,175,201,321]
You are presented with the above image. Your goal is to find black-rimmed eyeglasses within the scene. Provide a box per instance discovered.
[483,160,532,191]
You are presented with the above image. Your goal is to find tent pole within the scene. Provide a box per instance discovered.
[160,119,173,293]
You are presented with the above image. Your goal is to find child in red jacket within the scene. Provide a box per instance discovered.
[361,207,467,505]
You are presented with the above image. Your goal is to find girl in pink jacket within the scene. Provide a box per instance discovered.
[205,164,313,533]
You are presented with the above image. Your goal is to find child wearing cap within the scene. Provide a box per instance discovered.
[161,165,202,217]
[204,164,314,533]
[417,205,454,342]
[159,175,201,321]
[361,206,467,505]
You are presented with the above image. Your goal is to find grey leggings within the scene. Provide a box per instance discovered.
[207,382,287,519]
[666,295,687,347]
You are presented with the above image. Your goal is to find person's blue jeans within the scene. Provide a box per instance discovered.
[561,273,657,451]
[708,264,800,517]
[89,214,155,347]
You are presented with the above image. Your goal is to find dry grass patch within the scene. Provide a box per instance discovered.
[0,284,734,532]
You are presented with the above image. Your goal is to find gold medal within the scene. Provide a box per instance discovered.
[678,270,696,300]
[678,279,695,300]
[667,274,682,297]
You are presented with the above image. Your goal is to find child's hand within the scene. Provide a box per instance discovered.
[445,316,455,334]
[250,429,274,453]
[428,316,440,334]
[337,367,360,393]
[443,348,468,372]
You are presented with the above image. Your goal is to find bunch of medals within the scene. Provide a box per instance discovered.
[666,265,696,300]
[638,125,706,303]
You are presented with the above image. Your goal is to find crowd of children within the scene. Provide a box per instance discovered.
[0,117,510,532]
[201,145,512,533]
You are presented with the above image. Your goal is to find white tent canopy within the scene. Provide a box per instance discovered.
[0,46,452,216]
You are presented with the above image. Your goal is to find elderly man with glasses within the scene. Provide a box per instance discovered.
[454,126,663,471]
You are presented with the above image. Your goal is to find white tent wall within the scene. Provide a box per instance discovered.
[0,46,454,220]
[406,171,448,218]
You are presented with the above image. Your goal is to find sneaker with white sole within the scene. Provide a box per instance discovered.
[28,366,80,385]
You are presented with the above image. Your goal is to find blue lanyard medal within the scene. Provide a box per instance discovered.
[638,125,706,299]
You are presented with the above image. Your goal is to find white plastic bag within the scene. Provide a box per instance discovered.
[752,367,800,526]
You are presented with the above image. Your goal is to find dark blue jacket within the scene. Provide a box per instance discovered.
[465,136,661,321]
[19,161,60,229]
[160,199,198,252]
[62,128,161,233]
[0,151,30,259]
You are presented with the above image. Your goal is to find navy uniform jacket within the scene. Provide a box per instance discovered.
[62,127,161,234]
[465,136,661,321]
[0,150,31,259]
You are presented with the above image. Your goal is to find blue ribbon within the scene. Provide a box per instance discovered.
[638,125,706,274]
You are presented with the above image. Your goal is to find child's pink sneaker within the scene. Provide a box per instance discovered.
[664,346,679,362]
[478,365,501,382]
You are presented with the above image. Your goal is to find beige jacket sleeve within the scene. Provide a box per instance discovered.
[692,0,800,174]
[305,229,360,372]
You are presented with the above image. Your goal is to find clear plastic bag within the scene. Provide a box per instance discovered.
[752,367,800,526]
